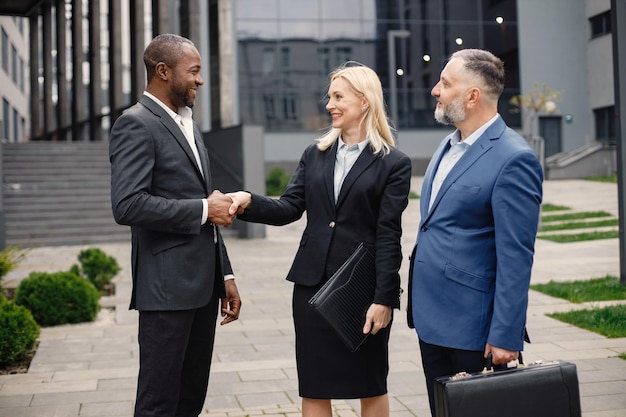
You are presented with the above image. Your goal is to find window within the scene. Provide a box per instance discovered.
[594,106,615,142]
[280,47,289,72]
[590,11,611,38]
[13,108,19,142]
[262,47,275,76]
[2,98,9,140]
[1,29,8,73]
[11,44,18,84]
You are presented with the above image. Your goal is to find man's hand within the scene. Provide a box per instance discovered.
[484,343,519,365]
[362,303,392,335]
[207,190,236,227]
[220,279,241,325]
[226,191,252,216]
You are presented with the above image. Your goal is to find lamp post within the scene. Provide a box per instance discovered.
[387,30,410,129]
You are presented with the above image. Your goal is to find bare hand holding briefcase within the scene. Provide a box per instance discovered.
[434,354,582,417]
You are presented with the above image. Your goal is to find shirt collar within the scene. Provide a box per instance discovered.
[143,91,193,121]
[450,113,499,147]
[338,136,370,152]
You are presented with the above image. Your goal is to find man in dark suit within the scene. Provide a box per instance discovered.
[109,34,241,417]
[407,49,543,415]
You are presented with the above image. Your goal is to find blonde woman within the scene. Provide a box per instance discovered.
[229,62,411,417]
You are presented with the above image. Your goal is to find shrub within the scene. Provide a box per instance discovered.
[70,248,120,292]
[0,297,40,368]
[14,271,100,326]
[265,167,292,196]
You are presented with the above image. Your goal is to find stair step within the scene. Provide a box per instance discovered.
[1,141,128,248]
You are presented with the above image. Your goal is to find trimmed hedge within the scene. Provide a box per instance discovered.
[14,271,100,326]
[0,295,40,368]
[70,248,120,292]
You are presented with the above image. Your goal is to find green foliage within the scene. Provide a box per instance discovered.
[542,211,613,222]
[409,190,420,199]
[538,230,619,243]
[70,248,120,292]
[531,275,626,303]
[0,297,40,368]
[266,167,292,196]
[548,305,626,338]
[542,203,570,212]
[585,174,617,183]
[14,271,100,326]
[0,245,27,283]
[539,218,619,232]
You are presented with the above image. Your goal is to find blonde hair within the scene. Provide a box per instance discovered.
[316,62,396,155]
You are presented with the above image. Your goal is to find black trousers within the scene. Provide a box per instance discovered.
[419,338,488,417]
[134,296,219,417]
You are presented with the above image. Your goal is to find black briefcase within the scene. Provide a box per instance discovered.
[308,242,376,352]
[434,357,582,417]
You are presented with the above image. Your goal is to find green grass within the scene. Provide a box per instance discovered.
[542,203,571,212]
[533,276,626,343]
[585,174,617,183]
[542,211,613,222]
[548,305,626,338]
[539,218,619,232]
[538,230,619,243]
[531,276,626,303]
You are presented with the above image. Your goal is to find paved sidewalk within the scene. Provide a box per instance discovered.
[0,178,625,417]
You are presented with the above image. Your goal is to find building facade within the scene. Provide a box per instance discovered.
[235,0,617,176]
[0,16,28,142]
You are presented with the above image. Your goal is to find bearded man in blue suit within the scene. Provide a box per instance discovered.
[407,49,543,415]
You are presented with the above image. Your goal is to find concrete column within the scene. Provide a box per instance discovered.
[71,0,85,141]
[130,0,145,103]
[89,0,102,141]
[218,0,235,127]
[43,6,55,139]
[56,0,68,141]
[108,0,124,122]
[29,13,40,140]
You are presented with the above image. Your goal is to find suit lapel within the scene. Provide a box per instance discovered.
[324,141,338,205]
[426,117,507,218]
[421,135,452,219]
[139,95,206,186]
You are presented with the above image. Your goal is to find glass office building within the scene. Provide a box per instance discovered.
[235,0,520,133]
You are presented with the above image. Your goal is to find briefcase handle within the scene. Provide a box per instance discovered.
[483,351,525,373]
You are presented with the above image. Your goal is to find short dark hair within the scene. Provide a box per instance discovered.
[143,34,195,80]
[450,49,505,99]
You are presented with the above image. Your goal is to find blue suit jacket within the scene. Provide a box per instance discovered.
[407,116,543,351]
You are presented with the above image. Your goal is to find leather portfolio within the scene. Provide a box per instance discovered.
[308,243,376,352]
[434,359,582,417]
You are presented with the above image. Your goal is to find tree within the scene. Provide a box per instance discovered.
[509,82,563,140]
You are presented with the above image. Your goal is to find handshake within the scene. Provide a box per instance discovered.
[206,190,252,227]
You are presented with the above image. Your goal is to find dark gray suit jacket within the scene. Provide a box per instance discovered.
[110,95,232,311]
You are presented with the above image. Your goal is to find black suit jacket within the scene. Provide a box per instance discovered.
[109,95,232,311]
[239,141,411,308]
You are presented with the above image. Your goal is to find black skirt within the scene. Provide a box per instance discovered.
[292,282,391,399]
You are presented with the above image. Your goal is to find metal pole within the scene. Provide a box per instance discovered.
[387,30,410,129]
[612,0,626,284]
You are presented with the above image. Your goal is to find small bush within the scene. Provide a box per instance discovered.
[0,297,40,368]
[70,248,120,292]
[266,167,292,196]
[14,271,100,326]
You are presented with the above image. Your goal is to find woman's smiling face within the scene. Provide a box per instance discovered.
[325,77,366,133]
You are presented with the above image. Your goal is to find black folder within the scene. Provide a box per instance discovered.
[308,243,376,352]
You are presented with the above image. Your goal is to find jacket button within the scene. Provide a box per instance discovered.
[329,221,335,228]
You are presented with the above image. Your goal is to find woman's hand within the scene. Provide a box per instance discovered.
[226,191,252,216]
[363,303,392,335]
